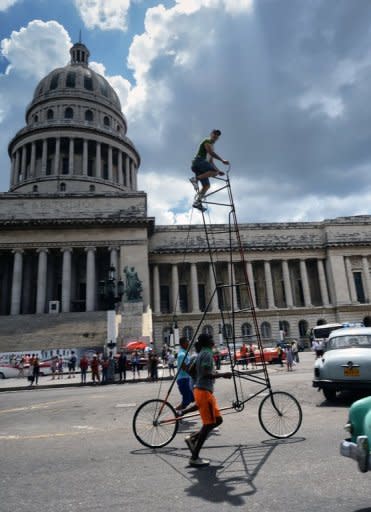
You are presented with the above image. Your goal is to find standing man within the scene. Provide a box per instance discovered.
[175,337,195,415]
[185,333,232,467]
[190,129,230,211]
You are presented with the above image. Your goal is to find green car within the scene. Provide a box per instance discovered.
[340,395,371,472]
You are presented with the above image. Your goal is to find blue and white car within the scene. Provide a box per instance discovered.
[312,327,371,401]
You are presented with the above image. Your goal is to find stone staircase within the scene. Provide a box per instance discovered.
[0,311,107,352]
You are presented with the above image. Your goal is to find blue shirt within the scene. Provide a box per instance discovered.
[177,348,190,380]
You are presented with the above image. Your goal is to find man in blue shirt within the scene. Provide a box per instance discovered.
[175,337,195,414]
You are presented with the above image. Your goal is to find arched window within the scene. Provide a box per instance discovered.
[298,320,309,337]
[60,182,66,192]
[279,320,290,337]
[163,327,171,346]
[202,325,214,336]
[89,184,95,192]
[241,322,252,339]
[103,115,110,126]
[64,107,73,119]
[66,71,76,88]
[32,185,38,193]
[182,326,193,341]
[117,124,120,132]
[85,110,94,122]
[47,109,54,120]
[84,75,93,91]
[50,73,60,90]
[261,321,271,339]
[33,114,38,123]
[222,324,233,340]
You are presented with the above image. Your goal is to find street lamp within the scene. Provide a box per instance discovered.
[98,265,124,311]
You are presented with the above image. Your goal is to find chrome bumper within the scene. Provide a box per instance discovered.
[340,437,371,472]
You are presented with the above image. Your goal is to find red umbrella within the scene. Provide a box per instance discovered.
[125,341,148,351]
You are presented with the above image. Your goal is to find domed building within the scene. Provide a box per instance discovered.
[1,42,371,356]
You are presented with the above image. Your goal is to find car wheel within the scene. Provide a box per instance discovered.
[323,387,337,401]
[0,372,5,379]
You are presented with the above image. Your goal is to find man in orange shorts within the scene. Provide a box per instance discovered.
[185,333,232,467]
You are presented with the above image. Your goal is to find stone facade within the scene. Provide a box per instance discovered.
[1,42,371,354]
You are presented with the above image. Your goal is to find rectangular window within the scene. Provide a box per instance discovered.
[46,158,52,175]
[354,272,366,303]
[62,157,69,175]
[179,285,188,313]
[160,285,170,314]
[198,284,206,312]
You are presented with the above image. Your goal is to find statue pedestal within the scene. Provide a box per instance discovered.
[119,301,145,343]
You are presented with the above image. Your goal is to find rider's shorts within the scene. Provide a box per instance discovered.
[193,387,221,425]
[191,157,214,186]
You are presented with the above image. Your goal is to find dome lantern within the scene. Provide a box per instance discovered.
[70,42,90,67]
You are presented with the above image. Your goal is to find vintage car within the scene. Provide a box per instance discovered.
[313,327,371,401]
[340,395,371,472]
[227,345,286,365]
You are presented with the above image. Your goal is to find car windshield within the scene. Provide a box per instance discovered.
[327,335,371,350]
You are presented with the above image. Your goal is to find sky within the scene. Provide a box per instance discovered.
[1,0,371,225]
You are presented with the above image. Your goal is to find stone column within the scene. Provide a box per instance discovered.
[53,137,60,175]
[10,249,23,315]
[61,248,72,313]
[118,151,123,185]
[171,264,180,313]
[108,145,113,181]
[68,138,74,174]
[264,260,275,309]
[228,262,239,310]
[41,139,47,175]
[131,161,136,191]
[208,263,219,312]
[190,262,200,313]
[36,249,48,314]
[246,261,257,308]
[125,157,131,188]
[153,265,161,314]
[317,259,330,306]
[282,260,293,307]
[345,256,358,304]
[12,150,20,186]
[83,139,88,176]
[95,142,101,178]
[30,142,36,177]
[362,256,371,304]
[299,259,312,307]
[85,247,96,311]
[20,146,26,179]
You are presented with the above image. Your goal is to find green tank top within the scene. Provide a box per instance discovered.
[195,138,213,160]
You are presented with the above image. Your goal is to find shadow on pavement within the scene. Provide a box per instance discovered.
[132,438,305,505]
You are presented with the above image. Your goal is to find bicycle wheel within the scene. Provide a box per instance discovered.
[132,399,178,448]
[258,391,302,439]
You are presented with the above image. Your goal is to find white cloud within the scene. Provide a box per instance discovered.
[74,0,131,31]
[0,20,71,189]
[0,0,19,11]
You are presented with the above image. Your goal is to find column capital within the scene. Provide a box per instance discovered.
[12,248,24,255]
[84,246,96,253]
[60,247,73,253]
[36,247,49,254]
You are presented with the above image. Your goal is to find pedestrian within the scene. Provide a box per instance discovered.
[32,355,40,385]
[90,355,100,383]
[79,353,89,384]
[17,356,25,378]
[175,337,195,416]
[117,351,127,382]
[101,355,109,384]
[292,339,300,363]
[190,129,229,211]
[131,351,140,380]
[27,363,34,386]
[276,343,284,367]
[149,352,159,381]
[68,350,77,378]
[57,356,64,379]
[167,350,176,377]
[184,333,232,467]
[50,355,57,380]
[286,344,294,372]
[240,342,248,369]
[248,344,256,369]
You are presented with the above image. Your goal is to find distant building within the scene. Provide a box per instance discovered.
[1,42,371,353]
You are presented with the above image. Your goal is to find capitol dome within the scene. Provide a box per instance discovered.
[8,42,140,195]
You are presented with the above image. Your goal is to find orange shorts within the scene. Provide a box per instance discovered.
[194,388,221,425]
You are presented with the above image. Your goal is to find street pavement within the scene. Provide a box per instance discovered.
[1,352,371,512]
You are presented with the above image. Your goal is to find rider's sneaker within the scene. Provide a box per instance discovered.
[185,435,196,454]
[189,457,210,467]
[193,200,206,212]
[189,177,198,191]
